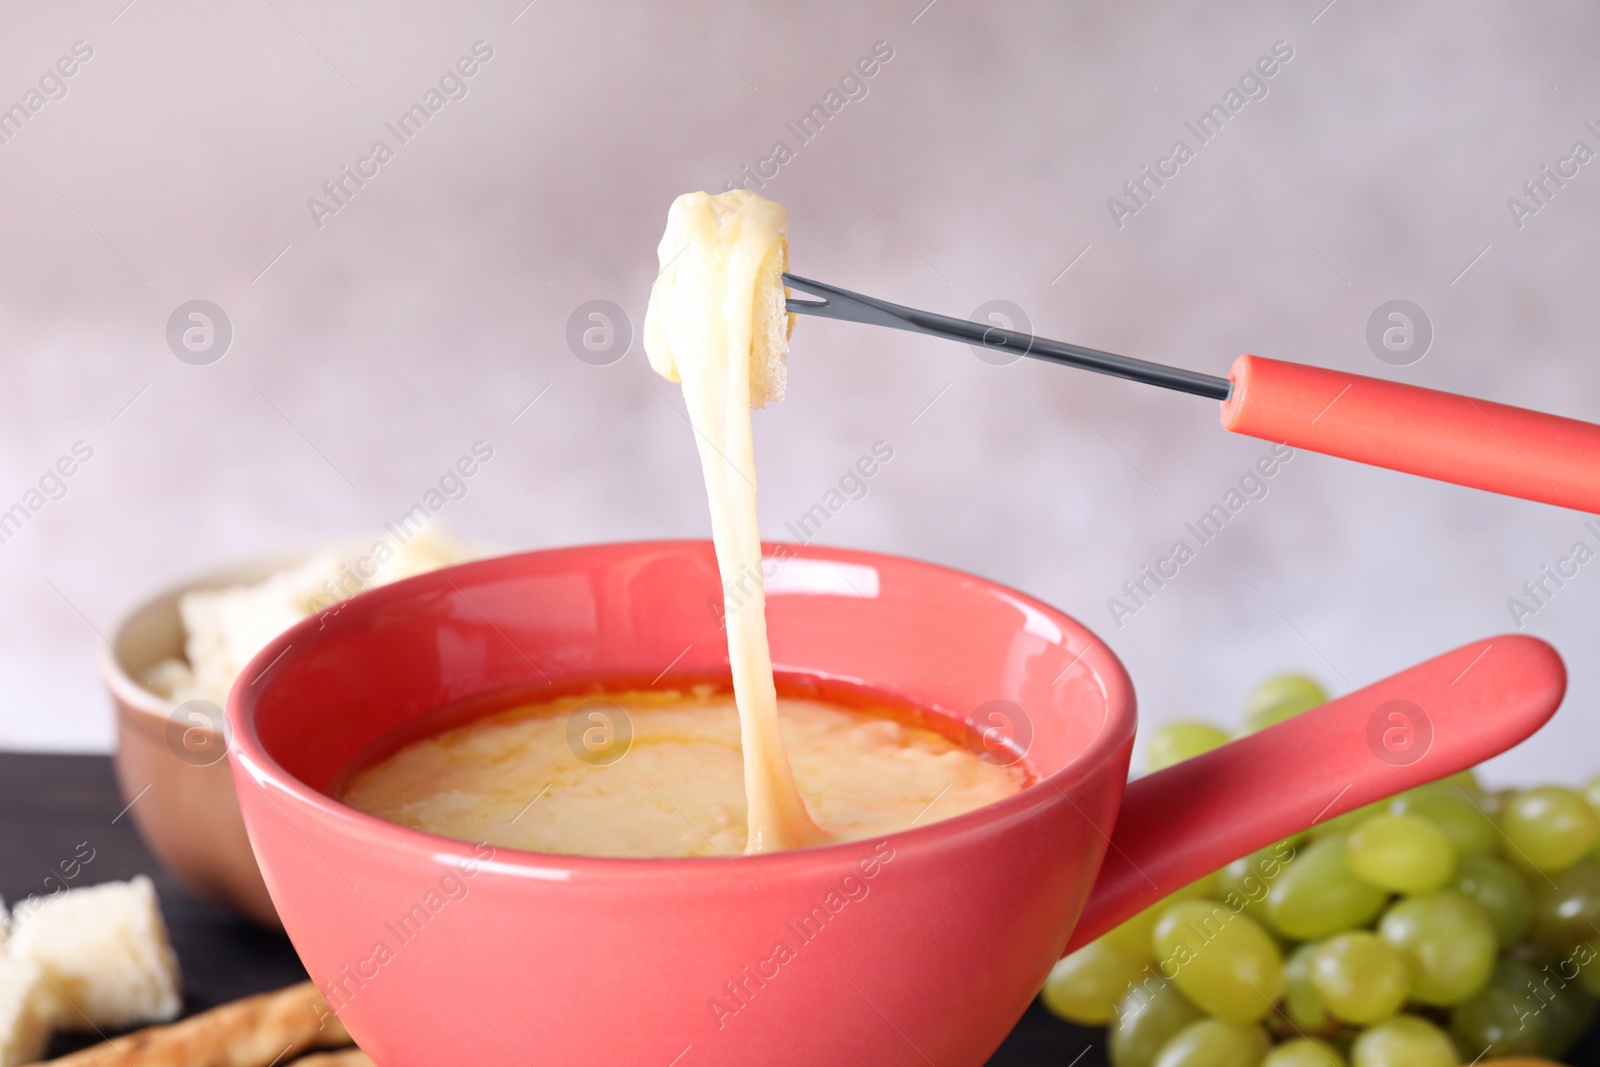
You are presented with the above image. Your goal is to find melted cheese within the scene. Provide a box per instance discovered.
[341,691,1026,859]
[641,191,824,852]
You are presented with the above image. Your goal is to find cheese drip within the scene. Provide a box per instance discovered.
[642,191,828,853]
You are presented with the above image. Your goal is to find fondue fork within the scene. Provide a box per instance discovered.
[782,272,1600,513]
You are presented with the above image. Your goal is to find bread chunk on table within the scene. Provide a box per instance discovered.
[0,956,51,1067]
[8,877,180,1031]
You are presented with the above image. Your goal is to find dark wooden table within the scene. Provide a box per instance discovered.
[0,752,1104,1064]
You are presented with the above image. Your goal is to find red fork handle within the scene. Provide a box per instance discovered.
[1067,634,1566,952]
[1221,355,1600,513]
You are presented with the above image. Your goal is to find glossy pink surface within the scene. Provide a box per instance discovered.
[228,541,1565,1066]
[229,542,1135,1066]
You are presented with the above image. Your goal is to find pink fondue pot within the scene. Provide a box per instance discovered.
[228,541,1565,1066]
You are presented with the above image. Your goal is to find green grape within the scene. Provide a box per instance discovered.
[1449,854,1532,946]
[1102,907,1165,963]
[1307,799,1389,841]
[1105,873,1231,965]
[1281,943,1333,1032]
[1151,1019,1270,1067]
[1492,949,1598,1057]
[1579,941,1600,997]
[1492,949,1549,980]
[1477,788,1510,820]
[1584,774,1600,862]
[1345,813,1456,893]
[1499,785,1600,872]
[1262,1039,1346,1067]
[1449,985,1543,1058]
[1041,938,1149,1024]
[1308,932,1410,1024]
[1242,673,1328,733]
[1265,835,1388,940]
[1446,966,1542,1062]
[1439,769,1482,795]
[1152,900,1284,1024]
[1449,956,1580,1057]
[1377,892,1496,1006]
[1110,980,1207,1067]
[1527,859,1600,950]
[1217,842,1298,926]
[1148,722,1231,771]
[1349,1015,1459,1067]
[1387,787,1497,858]
[1535,971,1597,1059]
[1494,945,1600,1054]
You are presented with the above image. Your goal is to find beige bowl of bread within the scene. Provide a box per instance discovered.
[98,533,471,927]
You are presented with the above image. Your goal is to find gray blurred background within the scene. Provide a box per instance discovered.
[0,0,1595,784]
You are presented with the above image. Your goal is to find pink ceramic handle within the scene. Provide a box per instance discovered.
[1067,634,1566,952]
[1221,355,1600,513]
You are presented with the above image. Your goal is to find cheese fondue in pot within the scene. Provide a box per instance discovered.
[341,689,1027,859]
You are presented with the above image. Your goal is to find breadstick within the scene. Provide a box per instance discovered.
[32,981,350,1067]
[290,1050,371,1067]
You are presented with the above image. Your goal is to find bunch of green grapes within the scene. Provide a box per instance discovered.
[1040,673,1600,1067]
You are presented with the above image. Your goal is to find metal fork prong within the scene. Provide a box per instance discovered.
[782,272,916,330]
[782,272,836,312]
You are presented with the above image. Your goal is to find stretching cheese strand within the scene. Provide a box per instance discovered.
[642,191,827,853]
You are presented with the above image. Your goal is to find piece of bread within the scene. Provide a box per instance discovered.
[8,877,180,1031]
[32,981,349,1067]
[153,528,474,706]
[749,222,795,409]
[0,956,51,1067]
[644,190,796,410]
